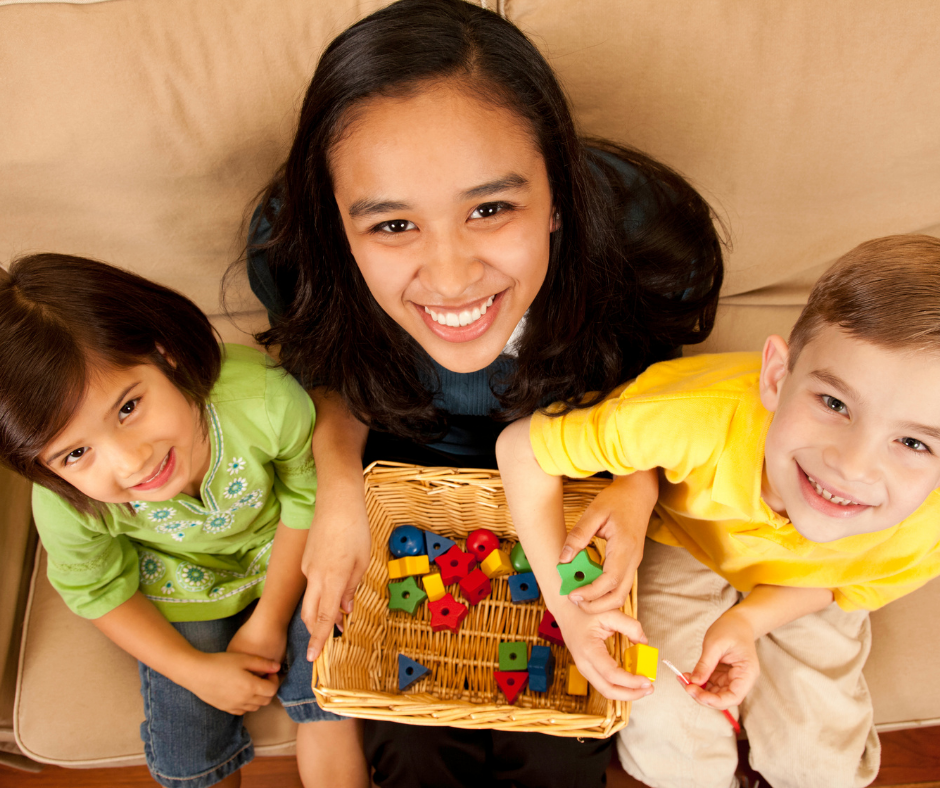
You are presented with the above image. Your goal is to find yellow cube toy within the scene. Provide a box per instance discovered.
[480,549,513,579]
[567,664,588,695]
[422,572,446,602]
[388,555,430,580]
[623,643,658,682]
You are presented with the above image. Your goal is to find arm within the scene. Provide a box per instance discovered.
[560,470,657,613]
[683,585,834,710]
[301,387,372,661]
[497,418,652,702]
[93,592,281,715]
[228,521,308,664]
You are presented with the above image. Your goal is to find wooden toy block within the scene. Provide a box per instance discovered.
[498,641,528,672]
[510,542,531,572]
[425,532,457,563]
[398,654,430,690]
[388,555,430,579]
[388,524,426,558]
[466,528,500,562]
[556,549,603,595]
[435,545,477,585]
[538,609,565,646]
[388,576,427,615]
[422,572,446,602]
[480,549,513,579]
[507,572,540,603]
[528,645,555,692]
[567,664,588,696]
[623,643,659,682]
[494,670,528,704]
[459,568,492,606]
[428,593,468,633]
[586,545,602,565]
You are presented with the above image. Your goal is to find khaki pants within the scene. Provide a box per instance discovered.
[617,539,880,788]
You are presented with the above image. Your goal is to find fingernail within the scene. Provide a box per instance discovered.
[560,547,574,562]
[569,595,582,605]
[307,650,316,662]
[346,600,355,614]
[640,680,651,688]
[645,688,654,696]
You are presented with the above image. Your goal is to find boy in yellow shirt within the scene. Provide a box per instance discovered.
[496,235,940,788]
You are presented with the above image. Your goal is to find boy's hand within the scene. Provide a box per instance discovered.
[185,651,281,715]
[560,472,656,614]
[683,608,759,710]
[228,609,288,668]
[553,604,655,702]
[300,488,372,662]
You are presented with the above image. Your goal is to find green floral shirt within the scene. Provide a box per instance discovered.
[32,344,316,622]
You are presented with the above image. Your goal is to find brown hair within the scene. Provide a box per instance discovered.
[788,234,940,368]
[0,254,222,514]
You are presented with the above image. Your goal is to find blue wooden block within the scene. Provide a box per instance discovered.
[508,572,540,603]
[528,645,555,693]
[398,654,430,691]
[389,524,426,558]
[425,532,457,563]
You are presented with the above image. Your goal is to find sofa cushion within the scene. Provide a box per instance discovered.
[15,548,297,767]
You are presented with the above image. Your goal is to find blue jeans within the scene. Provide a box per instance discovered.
[138,601,341,788]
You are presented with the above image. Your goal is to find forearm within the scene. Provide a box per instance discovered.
[92,591,201,686]
[255,522,309,626]
[729,585,835,639]
[310,387,369,492]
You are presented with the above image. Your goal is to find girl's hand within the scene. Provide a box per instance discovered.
[560,471,657,614]
[186,651,281,715]
[682,608,759,710]
[301,486,372,662]
[228,609,288,668]
[553,603,655,702]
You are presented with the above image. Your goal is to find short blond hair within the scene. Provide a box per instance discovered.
[788,235,940,367]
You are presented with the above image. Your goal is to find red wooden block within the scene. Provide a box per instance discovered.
[466,528,500,561]
[428,593,469,633]
[459,568,492,606]
[494,670,529,704]
[538,609,565,646]
[435,545,477,585]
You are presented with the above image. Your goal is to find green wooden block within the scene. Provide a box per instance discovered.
[498,640,528,672]
[510,542,531,573]
[388,575,427,615]
[557,549,603,595]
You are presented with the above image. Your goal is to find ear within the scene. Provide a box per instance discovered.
[155,343,177,370]
[759,335,790,412]
[550,208,561,233]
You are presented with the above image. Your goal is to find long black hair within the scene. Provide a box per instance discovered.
[246,0,723,440]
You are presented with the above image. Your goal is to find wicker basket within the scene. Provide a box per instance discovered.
[312,461,637,738]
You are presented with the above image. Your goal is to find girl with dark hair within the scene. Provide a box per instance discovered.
[0,256,368,788]
[243,0,723,783]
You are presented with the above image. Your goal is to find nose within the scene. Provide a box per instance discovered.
[107,433,153,480]
[418,229,485,300]
[821,428,879,485]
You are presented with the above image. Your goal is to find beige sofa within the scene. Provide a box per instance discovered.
[2,0,939,771]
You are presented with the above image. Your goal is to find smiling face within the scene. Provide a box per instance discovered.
[42,362,211,504]
[759,326,940,542]
[329,81,555,373]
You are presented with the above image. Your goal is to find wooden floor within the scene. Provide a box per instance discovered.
[2,727,938,787]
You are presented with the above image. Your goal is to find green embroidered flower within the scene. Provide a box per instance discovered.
[209,587,226,597]
[202,511,234,534]
[161,581,174,595]
[148,507,175,523]
[236,490,263,510]
[131,501,148,512]
[223,477,248,499]
[138,552,165,585]
[226,457,246,475]
[176,563,215,592]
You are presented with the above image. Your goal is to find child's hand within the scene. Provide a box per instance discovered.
[186,651,281,715]
[682,607,759,710]
[553,603,655,702]
[560,471,657,614]
[228,610,288,667]
[301,489,372,662]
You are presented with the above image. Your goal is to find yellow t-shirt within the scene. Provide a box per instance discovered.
[531,352,940,611]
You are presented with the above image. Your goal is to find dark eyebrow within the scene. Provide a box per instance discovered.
[346,173,530,220]
[809,369,863,404]
[44,382,139,464]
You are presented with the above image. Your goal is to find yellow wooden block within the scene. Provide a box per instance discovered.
[567,664,588,695]
[623,643,658,681]
[585,546,602,565]
[388,555,429,579]
[388,558,407,579]
[480,549,513,579]
[423,572,446,602]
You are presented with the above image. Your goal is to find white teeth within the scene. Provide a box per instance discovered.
[807,475,857,506]
[426,296,495,328]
